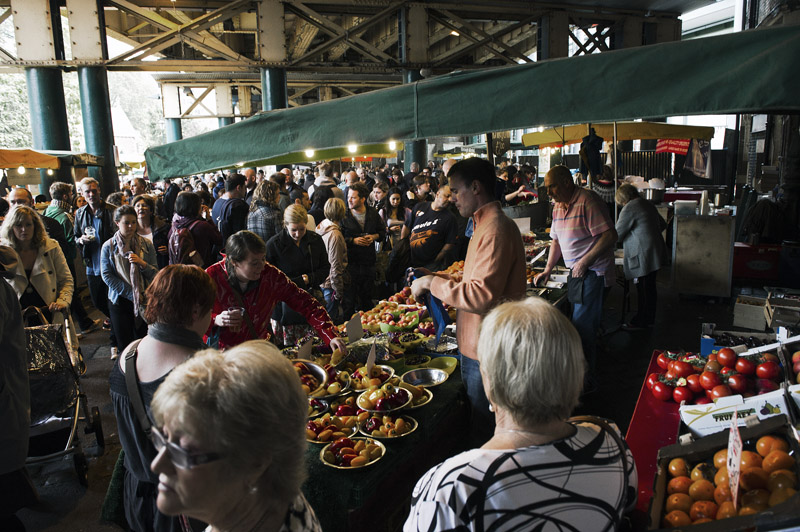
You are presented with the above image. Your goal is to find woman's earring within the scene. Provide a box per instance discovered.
[488,404,495,413]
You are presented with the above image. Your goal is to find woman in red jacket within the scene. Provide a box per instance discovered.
[205,230,347,352]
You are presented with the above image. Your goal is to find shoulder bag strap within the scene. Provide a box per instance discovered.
[231,288,259,340]
[568,415,632,532]
[123,339,151,435]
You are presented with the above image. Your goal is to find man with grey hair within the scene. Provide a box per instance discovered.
[44,182,99,335]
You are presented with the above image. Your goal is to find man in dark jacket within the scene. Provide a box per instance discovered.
[170,191,223,268]
[211,173,249,248]
[74,177,117,348]
[341,182,386,319]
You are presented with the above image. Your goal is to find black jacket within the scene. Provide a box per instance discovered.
[152,216,170,269]
[341,206,386,267]
[265,229,329,290]
[74,203,116,269]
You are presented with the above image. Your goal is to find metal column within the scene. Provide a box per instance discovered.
[78,66,119,195]
[261,67,288,111]
[218,117,234,128]
[166,118,183,143]
[403,69,426,174]
[25,68,72,190]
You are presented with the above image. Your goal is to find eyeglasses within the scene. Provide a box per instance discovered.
[150,426,222,470]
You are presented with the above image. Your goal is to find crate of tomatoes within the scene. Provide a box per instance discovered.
[649,415,800,530]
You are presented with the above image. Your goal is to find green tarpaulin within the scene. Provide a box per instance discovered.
[145,25,800,180]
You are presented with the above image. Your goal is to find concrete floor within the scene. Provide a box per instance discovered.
[16,268,746,531]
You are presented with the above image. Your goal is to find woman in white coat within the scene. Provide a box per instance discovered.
[0,205,78,351]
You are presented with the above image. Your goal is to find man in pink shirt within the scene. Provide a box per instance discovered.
[534,165,617,371]
[412,157,526,444]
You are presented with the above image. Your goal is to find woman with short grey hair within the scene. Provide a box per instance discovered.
[150,340,321,532]
[405,297,637,532]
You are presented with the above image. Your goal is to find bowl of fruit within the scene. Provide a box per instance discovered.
[357,382,412,412]
[309,364,352,399]
[359,414,417,439]
[349,364,395,391]
[305,413,359,444]
[307,398,329,419]
[398,332,427,349]
[379,311,420,333]
[320,436,385,469]
[403,355,432,372]
[293,360,328,396]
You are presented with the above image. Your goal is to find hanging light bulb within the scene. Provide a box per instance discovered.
[388,141,397,151]
[17,165,25,174]
[46,169,54,176]
[347,144,357,153]
[304,149,315,158]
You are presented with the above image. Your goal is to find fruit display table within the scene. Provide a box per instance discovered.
[302,370,469,532]
[625,350,681,524]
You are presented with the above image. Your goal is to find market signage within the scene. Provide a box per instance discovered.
[655,138,691,155]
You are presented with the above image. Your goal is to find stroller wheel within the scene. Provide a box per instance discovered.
[74,452,89,486]
[91,406,104,451]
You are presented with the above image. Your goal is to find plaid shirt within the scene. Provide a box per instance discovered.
[247,202,282,245]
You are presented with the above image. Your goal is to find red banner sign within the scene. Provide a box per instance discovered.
[656,139,691,155]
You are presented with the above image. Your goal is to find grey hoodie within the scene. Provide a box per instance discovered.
[309,177,345,202]
[316,219,347,296]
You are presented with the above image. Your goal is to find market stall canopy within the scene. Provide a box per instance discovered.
[0,148,104,169]
[145,25,800,180]
[521,122,715,148]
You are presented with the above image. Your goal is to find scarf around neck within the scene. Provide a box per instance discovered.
[113,231,144,317]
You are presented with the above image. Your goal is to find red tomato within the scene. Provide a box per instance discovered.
[657,353,670,370]
[646,373,660,390]
[672,361,694,379]
[735,358,757,375]
[727,374,749,394]
[673,386,694,403]
[756,361,780,380]
[699,371,722,391]
[695,395,712,405]
[717,348,737,368]
[652,381,674,401]
[707,353,718,362]
[710,384,732,400]
[686,374,704,394]
[665,370,676,381]
[721,366,735,376]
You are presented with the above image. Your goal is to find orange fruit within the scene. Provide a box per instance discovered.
[713,448,728,469]
[762,450,794,474]
[667,476,692,495]
[714,466,729,487]
[668,457,689,478]
[713,484,733,505]
[768,469,797,492]
[689,500,718,521]
[688,479,715,501]
[690,462,716,482]
[740,467,769,491]
[716,500,737,519]
[662,510,692,528]
[768,487,796,507]
[693,517,713,524]
[740,450,763,470]
[741,488,770,508]
[739,504,767,516]
[665,492,693,514]
[756,435,789,457]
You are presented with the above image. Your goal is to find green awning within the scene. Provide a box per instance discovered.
[145,25,800,180]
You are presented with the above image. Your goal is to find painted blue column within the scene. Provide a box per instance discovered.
[403,70,426,175]
[166,118,183,143]
[261,67,287,111]
[25,67,72,192]
[218,116,234,128]
[78,66,119,196]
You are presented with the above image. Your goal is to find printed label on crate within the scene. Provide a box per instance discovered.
[679,389,789,437]
[727,410,742,509]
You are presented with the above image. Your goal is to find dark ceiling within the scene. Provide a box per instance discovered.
[561,0,717,15]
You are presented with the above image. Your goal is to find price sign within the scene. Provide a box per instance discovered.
[345,314,364,344]
[727,410,743,509]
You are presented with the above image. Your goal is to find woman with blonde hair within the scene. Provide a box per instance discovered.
[316,198,348,324]
[149,340,321,532]
[0,205,77,348]
[247,180,282,245]
[405,297,636,531]
[265,205,330,345]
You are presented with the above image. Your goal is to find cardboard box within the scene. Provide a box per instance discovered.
[699,323,776,357]
[678,388,790,438]
[732,295,767,330]
[649,415,800,531]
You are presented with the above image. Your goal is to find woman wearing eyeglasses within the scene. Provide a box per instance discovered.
[109,265,216,532]
[149,340,321,532]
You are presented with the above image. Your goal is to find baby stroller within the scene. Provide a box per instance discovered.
[24,306,104,486]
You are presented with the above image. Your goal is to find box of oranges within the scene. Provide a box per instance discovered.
[649,415,800,530]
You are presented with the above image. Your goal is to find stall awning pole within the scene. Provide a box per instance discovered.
[614,121,619,222]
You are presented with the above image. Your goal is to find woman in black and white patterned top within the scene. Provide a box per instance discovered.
[405,297,637,532]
